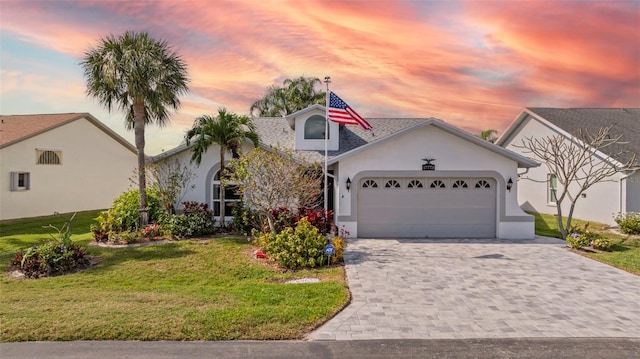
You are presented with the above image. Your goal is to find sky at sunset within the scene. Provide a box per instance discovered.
[1,0,639,155]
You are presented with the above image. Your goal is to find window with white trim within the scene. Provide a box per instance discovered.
[304,115,328,139]
[212,170,241,217]
[36,149,62,165]
[430,179,446,188]
[548,174,557,204]
[10,172,30,191]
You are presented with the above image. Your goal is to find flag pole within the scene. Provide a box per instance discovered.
[323,76,331,220]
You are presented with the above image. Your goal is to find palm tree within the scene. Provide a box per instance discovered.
[185,108,259,227]
[250,76,325,117]
[479,129,498,143]
[82,31,189,226]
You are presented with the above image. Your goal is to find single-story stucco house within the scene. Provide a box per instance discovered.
[153,104,539,239]
[0,113,138,220]
[497,108,640,226]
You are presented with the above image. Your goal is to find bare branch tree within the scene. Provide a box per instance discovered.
[224,147,322,233]
[515,125,637,239]
[149,159,197,213]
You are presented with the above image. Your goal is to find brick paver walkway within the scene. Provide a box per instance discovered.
[309,237,640,340]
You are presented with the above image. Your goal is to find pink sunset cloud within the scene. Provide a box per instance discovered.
[1,0,638,154]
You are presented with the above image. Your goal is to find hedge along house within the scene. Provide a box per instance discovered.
[156,104,539,239]
[0,113,138,220]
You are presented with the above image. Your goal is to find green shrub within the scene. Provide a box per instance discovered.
[566,232,590,249]
[92,186,165,241]
[592,237,613,251]
[230,202,262,236]
[614,212,640,235]
[258,217,328,268]
[163,202,215,238]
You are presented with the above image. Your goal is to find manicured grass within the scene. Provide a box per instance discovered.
[0,212,349,341]
[533,212,640,275]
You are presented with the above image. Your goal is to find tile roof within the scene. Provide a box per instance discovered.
[527,108,640,165]
[0,113,89,148]
[152,109,538,168]
[253,117,429,164]
[0,113,137,153]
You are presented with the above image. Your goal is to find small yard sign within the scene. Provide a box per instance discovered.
[324,244,335,256]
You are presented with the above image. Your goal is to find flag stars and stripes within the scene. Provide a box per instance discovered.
[327,92,372,130]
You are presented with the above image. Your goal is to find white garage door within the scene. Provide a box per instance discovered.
[357,177,496,238]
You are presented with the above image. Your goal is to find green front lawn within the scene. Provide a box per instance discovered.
[533,212,640,275]
[0,211,349,341]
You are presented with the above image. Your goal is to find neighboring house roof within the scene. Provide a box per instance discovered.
[0,113,137,153]
[498,108,640,166]
[254,115,538,168]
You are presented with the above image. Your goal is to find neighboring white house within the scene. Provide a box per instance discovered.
[497,108,640,226]
[0,113,138,220]
[154,105,539,239]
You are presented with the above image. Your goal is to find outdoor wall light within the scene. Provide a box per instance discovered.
[346,177,352,191]
[506,177,513,192]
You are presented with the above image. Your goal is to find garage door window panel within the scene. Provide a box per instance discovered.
[452,180,469,188]
[475,180,491,189]
[362,179,378,188]
[384,179,401,188]
[430,180,446,188]
[408,179,424,188]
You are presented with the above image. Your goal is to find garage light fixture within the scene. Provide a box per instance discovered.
[346,177,352,191]
[507,178,513,192]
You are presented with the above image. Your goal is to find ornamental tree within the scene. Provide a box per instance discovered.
[515,125,637,239]
[224,148,322,233]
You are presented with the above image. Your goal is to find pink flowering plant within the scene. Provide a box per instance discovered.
[141,223,161,238]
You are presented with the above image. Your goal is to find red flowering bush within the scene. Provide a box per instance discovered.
[267,207,333,234]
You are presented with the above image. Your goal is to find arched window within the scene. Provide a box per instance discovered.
[304,115,328,139]
[407,179,424,188]
[452,180,468,189]
[37,150,61,165]
[430,180,446,188]
[384,179,401,188]
[362,179,378,188]
[212,170,242,218]
[475,180,491,189]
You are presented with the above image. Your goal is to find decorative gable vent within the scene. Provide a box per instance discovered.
[36,149,62,165]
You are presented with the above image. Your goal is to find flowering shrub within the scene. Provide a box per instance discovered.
[91,186,164,242]
[141,223,160,238]
[614,212,640,235]
[566,232,591,249]
[266,207,334,234]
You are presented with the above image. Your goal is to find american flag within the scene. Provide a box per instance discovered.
[328,92,372,130]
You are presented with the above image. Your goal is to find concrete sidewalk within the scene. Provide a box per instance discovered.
[2,338,639,359]
[310,237,640,340]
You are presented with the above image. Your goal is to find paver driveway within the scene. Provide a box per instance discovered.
[310,237,640,340]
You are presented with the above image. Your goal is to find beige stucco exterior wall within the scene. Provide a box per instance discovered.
[0,118,137,220]
[501,116,624,226]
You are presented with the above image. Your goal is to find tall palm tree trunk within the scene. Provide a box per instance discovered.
[133,101,149,226]
[219,150,226,228]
